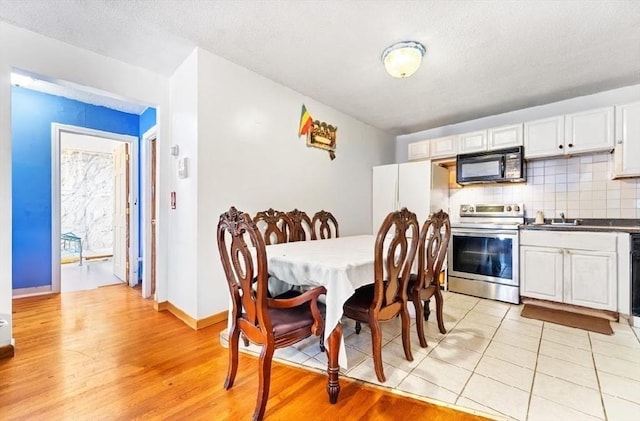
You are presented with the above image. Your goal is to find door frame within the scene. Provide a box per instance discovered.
[51,123,139,293]
[141,125,157,299]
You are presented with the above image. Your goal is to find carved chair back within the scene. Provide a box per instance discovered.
[286,209,313,241]
[253,208,294,245]
[311,210,340,240]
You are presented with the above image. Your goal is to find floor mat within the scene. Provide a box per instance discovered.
[521,304,613,335]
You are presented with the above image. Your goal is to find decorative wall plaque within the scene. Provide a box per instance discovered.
[307,120,337,160]
[298,104,337,160]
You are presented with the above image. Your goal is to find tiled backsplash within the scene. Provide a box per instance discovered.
[448,152,640,222]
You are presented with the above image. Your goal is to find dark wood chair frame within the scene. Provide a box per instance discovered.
[311,210,340,240]
[410,210,451,347]
[342,207,419,383]
[286,209,313,241]
[253,208,295,244]
[218,207,326,421]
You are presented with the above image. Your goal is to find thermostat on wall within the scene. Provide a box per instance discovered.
[177,157,188,179]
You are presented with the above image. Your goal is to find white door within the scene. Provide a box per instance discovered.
[520,245,564,302]
[398,161,431,224]
[113,142,129,282]
[612,101,640,178]
[458,130,487,154]
[564,107,614,154]
[524,115,565,159]
[372,164,398,234]
[488,124,523,150]
[564,249,617,311]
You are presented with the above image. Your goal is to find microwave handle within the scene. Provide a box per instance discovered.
[500,156,505,177]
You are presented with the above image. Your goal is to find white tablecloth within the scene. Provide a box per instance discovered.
[265,235,377,368]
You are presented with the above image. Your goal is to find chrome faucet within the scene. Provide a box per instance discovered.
[560,212,566,223]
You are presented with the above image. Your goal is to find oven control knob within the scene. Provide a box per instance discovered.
[506,205,512,212]
[461,206,468,213]
[468,206,474,213]
[514,205,520,212]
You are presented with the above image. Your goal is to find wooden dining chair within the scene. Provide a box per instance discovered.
[286,209,313,241]
[311,210,339,240]
[253,208,295,244]
[342,207,419,383]
[217,206,326,421]
[408,210,451,347]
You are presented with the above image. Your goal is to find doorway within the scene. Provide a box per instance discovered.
[52,124,139,294]
[141,126,157,299]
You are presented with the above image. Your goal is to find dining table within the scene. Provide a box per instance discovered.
[265,234,378,404]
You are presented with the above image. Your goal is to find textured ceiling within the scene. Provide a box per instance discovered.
[1,0,639,134]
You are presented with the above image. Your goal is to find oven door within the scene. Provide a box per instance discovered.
[448,228,519,286]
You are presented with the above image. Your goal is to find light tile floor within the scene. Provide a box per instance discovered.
[61,258,124,293]
[224,291,640,421]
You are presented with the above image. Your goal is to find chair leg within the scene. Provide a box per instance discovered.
[319,332,325,352]
[370,319,385,383]
[355,321,362,334]
[413,296,428,348]
[423,299,431,321]
[400,306,413,362]
[224,326,240,389]
[434,288,447,334]
[242,333,249,347]
[253,345,274,421]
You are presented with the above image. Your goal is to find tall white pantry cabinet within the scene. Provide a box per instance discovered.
[372,160,449,233]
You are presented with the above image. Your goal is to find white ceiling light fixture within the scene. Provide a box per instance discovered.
[381,41,426,79]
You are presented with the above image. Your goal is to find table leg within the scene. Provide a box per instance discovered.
[326,322,342,404]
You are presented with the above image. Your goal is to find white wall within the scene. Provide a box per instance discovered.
[167,50,199,316]
[193,48,395,319]
[0,22,171,347]
[397,84,640,163]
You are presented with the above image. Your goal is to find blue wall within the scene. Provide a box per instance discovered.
[12,87,141,289]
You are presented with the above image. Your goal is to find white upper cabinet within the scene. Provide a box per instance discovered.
[524,107,614,159]
[458,124,522,155]
[564,107,614,155]
[430,135,457,159]
[457,130,487,154]
[488,124,523,150]
[407,140,430,161]
[611,101,640,178]
[524,116,565,159]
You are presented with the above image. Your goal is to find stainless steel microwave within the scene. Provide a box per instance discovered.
[456,146,526,185]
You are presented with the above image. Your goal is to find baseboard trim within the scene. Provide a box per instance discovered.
[521,297,619,321]
[155,301,226,330]
[0,343,15,360]
[154,300,169,312]
[197,312,227,329]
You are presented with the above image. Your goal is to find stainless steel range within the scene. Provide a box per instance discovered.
[448,203,524,304]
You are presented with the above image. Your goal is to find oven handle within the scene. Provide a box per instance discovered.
[452,229,518,236]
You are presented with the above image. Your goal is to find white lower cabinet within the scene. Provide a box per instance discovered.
[520,231,617,311]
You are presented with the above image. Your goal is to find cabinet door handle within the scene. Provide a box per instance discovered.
[558,144,564,149]
[617,139,623,144]
[568,143,573,148]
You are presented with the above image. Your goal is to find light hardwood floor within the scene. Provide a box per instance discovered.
[0,284,489,420]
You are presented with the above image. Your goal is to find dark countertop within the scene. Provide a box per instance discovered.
[521,218,640,234]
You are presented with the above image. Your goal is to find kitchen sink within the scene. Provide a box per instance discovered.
[550,220,581,226]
